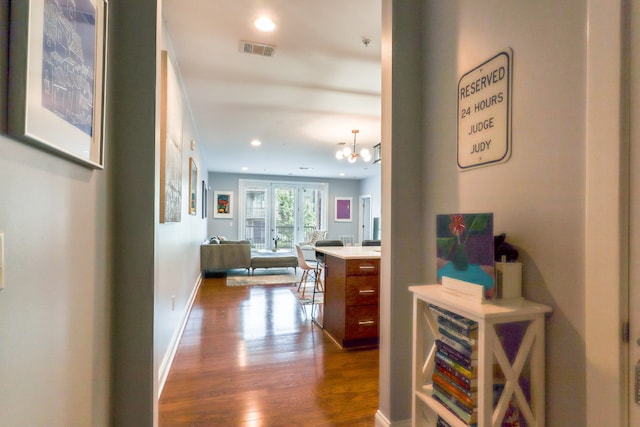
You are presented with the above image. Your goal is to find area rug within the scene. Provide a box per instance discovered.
[226,273,298,286]
[289,283,324,305]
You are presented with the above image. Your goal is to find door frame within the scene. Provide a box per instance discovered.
[629,0,640,423]
[359,194,372,243]
[584,0,628,424]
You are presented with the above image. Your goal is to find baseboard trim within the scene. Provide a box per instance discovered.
[157,273,204,398]
[375,410,411,427]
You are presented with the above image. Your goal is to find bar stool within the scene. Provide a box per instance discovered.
[294,245,322,299]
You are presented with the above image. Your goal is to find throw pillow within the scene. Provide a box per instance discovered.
[309,230,327,244]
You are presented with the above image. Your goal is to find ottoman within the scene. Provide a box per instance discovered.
[250,252,298,274]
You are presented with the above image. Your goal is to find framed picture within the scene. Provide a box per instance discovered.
[201,181,208,219]
[8,0,108,169]
[189,158,197,215]
[335,197,352,222]
[213,191,233,219]
[436,213,495,299]
[159,51,183,223]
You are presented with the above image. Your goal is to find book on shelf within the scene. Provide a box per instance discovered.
[437,314,479,340]
[432,388,478,425]
[429,304,478,336]
[436,416,453,427]
[432,370,478,402]
[432,371,477,408]
[438,328,476,358]
[439,325,477,348]
[433,364,478,395]
[435,353,478,389]
[435,339,477,369]
[435,350,478,384]
[432,382,475,416]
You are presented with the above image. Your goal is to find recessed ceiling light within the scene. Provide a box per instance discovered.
[339,172,345,176]
[250,139,262,147]
[241,167,248,171]
[254,17,276,32]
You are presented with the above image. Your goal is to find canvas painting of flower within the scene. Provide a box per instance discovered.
[436,213,495,298]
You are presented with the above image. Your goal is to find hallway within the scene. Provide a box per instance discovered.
[159,277,379,426]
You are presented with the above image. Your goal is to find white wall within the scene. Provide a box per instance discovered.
[447,1,587,424]
[0,1,110,425]
[155,25,208,396]
[379,1,427,423]
[360,174,382,219]
[379,0,598,425]
[0,143,111,427]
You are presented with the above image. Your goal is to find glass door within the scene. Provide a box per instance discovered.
[239,179,328,252]
[302,187,324,241]
[272,185,296,251]
[243,186,267,250]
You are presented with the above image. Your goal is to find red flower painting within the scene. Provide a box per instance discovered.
[449,214,466,242]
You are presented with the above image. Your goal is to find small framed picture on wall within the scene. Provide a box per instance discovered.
[202,181,208,219]
[335,197,352,222]
[189,158,197,215]
[213,191,233,219]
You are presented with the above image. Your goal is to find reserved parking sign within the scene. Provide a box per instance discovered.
[457,49,512,170]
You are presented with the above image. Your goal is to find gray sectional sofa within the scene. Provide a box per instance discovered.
[201,238,299,276]
[200,239,252,275]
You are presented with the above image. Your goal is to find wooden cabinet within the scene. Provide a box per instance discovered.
[410,284,552,426]
[323,256,379,348]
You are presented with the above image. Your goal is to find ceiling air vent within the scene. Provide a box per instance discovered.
[239,40,275,57]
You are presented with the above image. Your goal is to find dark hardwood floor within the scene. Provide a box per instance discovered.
[159,277,379,426]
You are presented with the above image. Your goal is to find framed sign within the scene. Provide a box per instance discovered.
[457,49,512,170]
[213,191,233,219]
[8,0,108,169]
[335,197,352,222]
[188,158,197,215]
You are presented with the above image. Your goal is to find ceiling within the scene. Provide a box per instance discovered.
[162,0,382,179]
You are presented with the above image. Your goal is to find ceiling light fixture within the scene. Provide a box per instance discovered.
[336,129,371,163]
[254,17,276,32]
[250,139,262,147]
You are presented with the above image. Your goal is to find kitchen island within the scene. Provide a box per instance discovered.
[314,246,381,348]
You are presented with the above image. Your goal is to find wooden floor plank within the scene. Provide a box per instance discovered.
[159,277,379,426]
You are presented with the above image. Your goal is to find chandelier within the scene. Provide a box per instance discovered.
[335,129,371,163]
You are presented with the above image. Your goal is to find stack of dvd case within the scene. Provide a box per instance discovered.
[428,304,479,426]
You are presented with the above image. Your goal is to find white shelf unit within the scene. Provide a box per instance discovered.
[410,284,552,427]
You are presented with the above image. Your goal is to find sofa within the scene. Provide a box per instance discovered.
[201,238,299,275]
[201,239,251,274]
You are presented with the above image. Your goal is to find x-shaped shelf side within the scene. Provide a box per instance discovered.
[484,316,546,427]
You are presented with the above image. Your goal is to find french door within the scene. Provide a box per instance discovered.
[272,185,296,251]
[239,179,328,252]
